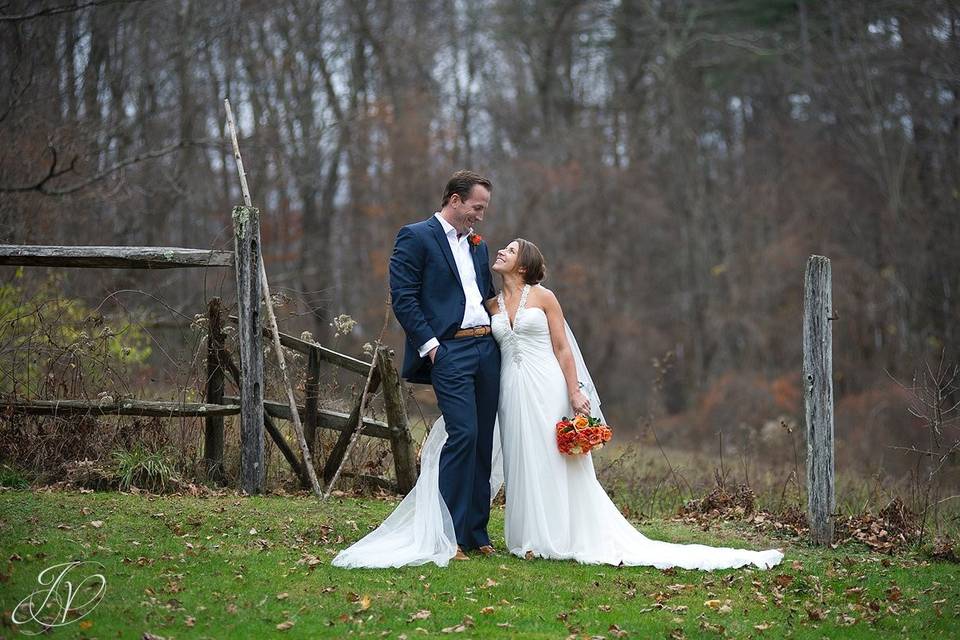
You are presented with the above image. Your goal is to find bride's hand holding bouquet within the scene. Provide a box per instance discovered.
[556,413,612,456]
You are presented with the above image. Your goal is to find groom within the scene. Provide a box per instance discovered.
[389,170,500,559]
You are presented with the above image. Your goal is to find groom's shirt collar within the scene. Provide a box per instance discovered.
[434,211,472,239]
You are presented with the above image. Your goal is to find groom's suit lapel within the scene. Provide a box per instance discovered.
[428,216,464,289]
[471,241,486,292]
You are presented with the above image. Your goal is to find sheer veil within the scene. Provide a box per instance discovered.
[331,319,598,569]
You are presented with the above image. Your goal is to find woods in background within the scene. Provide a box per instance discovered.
[1,0,958,472]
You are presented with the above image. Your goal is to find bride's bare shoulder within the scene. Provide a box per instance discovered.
[530,284,560,309]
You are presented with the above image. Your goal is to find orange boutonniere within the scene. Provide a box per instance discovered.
[467,232,482,247]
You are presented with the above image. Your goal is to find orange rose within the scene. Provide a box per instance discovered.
[573,415,589,429]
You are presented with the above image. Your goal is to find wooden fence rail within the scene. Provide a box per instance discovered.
[6,399,241,417]
[226,314,372,375]
[0,245,233,269]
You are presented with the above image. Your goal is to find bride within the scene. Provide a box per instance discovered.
[332,239,784,570]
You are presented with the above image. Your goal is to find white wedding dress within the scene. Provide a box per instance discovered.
[332,284,783,570]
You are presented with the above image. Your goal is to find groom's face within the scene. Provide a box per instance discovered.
[450,185,491,233]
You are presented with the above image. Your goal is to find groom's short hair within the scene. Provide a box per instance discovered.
[441,170,492,207]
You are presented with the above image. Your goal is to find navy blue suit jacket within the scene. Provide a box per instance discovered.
[389,215,497,384]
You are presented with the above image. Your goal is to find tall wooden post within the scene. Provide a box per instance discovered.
[233,205,265,494]
[803,255,835,545]
[204,297,226,484]
[225,97,323,497]
[379,348,417,494]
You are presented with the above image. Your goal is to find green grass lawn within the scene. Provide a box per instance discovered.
[1,489,957,639]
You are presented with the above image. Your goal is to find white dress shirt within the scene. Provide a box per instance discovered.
[418,212,490,357]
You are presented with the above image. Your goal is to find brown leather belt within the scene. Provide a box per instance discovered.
[452,326,492,339]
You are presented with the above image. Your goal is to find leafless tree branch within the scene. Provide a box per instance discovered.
[0,138,219,196]
[0,0,149,23]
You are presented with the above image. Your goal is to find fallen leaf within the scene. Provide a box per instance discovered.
[774,574,793,588]
[276,592,289,600]
[358,594,372,611]
[78,620,93,630]
[276,620,295,631]
[90,520,104,528]
[699,620,725,634]
[805,605,827,621]
[480,606,495,614]
[608,623,628,637]
[408,609,432,622]
[185,616,195,627]
[754,622,772,631]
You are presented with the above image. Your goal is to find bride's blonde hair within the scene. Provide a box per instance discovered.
[513,238,546,285]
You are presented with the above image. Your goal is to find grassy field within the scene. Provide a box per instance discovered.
[1,489,958,639]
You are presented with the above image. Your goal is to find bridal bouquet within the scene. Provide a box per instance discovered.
[555,414,612,455]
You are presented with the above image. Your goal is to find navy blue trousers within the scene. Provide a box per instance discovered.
[430,334,500,549]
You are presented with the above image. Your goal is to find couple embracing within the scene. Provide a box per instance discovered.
[333,171,784,571]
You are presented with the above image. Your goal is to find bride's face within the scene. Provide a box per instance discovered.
[493,241,520,275]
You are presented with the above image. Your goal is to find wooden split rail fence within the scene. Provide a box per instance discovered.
[0,241,417,495]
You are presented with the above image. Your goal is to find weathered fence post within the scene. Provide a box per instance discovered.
[204,297,226,484]
[379,348,417,494]
[233,205,265,494]
[804,255,835,545]
[304,347,321,458]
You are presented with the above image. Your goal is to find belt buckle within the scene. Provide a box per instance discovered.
[473,327,483,337]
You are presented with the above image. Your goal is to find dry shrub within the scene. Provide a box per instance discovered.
[63,459,117,491]
[678,482,756,520]
[930,536,958,563]
[0,412,175,483]
[834,497,919,554]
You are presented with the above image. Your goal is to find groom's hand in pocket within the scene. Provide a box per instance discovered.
[428,346,439,363]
